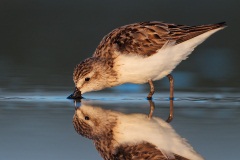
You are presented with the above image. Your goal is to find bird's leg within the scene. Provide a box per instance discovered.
[166,74,174,123]
[148,100,155,119]
[147,80,155,100]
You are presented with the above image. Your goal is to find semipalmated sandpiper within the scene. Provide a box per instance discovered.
[69,21,226,99]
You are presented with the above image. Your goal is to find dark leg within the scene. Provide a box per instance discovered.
[147,80,155,100]
[148,100,155,119]
[166,74,174,123]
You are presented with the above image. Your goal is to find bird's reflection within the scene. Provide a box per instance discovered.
[73,102,203,160]
[73,99,173,123]
[147,100,173,123]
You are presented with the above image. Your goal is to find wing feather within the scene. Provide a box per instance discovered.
[115,142,190,160]
[93,21,226,58]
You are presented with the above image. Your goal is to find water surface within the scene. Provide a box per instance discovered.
[0,91,239,160]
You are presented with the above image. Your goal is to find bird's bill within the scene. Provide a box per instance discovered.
[67,87,82,99]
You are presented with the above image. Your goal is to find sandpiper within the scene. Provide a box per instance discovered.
[69,21,226,99]
[73,104,204,160]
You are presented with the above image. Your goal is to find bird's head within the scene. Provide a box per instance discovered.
[68,57,114,99]
[73,105,117,140]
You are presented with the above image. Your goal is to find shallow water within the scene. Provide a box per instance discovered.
[0,91,239,160]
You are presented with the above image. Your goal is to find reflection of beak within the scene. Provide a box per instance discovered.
[67,87,82,99]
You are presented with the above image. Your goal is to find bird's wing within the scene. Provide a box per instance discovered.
[114,141,190,160]
[93,21,226,58]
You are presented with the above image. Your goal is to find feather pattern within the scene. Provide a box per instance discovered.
[93,21,226,58]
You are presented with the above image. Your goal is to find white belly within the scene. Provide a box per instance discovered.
[116,50,178,84]
[115,28,222,84]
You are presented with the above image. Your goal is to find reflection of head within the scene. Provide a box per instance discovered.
[73,104,118,140]
[73,103,203,160]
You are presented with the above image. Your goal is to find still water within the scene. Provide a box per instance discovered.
[0,90,239,160]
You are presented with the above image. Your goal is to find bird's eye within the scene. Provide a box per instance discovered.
[85,116,90,120]
[85,77,90,81]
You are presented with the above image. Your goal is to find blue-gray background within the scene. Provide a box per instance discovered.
[0,0,239,92]
[0,1,240,160]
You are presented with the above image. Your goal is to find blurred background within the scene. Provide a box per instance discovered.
[0,0,239,93]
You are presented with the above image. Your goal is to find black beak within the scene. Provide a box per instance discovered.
[67,87,82,99]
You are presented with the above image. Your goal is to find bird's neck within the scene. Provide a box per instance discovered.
[98,57,120,87]
[93,115,118,160]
